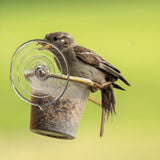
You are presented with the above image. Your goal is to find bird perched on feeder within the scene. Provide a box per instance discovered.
[42,32,130,137]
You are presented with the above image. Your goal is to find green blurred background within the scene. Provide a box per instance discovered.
[0,0,160,159]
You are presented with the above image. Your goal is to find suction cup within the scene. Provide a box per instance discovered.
[10,40,69,109]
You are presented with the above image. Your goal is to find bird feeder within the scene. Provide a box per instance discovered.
[10,40,99,139]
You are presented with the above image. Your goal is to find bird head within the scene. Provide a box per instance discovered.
[44,32,76,50]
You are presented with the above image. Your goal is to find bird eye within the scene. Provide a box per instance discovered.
[53,36,59,41]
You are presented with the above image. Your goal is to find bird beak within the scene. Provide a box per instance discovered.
[38,42,52,50]
[42,44,52,49]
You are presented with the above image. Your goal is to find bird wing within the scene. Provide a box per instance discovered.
[74,46,130,85]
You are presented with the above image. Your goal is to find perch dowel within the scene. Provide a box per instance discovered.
[88,95,102,106]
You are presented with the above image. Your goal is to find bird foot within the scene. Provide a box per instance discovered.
[94,81,112,90]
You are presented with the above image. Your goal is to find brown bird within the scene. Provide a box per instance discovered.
[43,32,130,137]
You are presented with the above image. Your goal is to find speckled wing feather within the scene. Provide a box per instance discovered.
[74,46,130,85]
[73,46,100,66]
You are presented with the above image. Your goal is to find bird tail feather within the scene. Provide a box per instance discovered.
[100,84,116,137]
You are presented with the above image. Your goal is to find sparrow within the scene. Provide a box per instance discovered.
[43,32,130,137]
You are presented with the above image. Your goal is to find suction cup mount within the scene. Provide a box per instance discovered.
[10,40,69,110]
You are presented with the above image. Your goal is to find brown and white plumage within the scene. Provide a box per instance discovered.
[43,32,130,137]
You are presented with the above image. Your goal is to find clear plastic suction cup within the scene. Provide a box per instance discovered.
[10,40,69,109]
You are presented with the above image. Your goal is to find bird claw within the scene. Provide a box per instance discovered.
[94,81,112,90]
[89,86,99,93]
